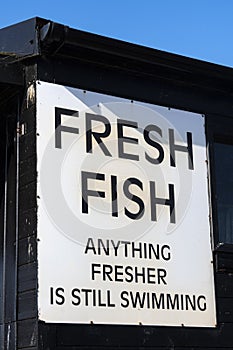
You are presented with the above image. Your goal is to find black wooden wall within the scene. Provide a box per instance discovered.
[18,83,38,350]
[1,17,233,350]
[0,89,22,349]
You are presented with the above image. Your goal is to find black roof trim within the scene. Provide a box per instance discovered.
[39,20,233,82]
[1,17,233,91]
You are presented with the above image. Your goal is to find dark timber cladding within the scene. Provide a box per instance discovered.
[0,17,232,349]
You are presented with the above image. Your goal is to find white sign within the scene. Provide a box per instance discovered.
[36,81,216,327]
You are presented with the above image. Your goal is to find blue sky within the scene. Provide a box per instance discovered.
[1,0,233,67]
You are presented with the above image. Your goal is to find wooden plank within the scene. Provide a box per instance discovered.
[217,297,233,323]
[20,155,37,188]
[19,181,36,213]
[55,348,233,350]
[215,253,233,273]
[20,103,36,134]
[215,273,233,298]
[17,319,38,348]
[44,323,233,348]
[38,56,233,118]
[18,290,37,321]
[18,235,37,266]
[19,131,36,161]
[18,262,37,293]
[18,208,37,239]
[38,322,56,349]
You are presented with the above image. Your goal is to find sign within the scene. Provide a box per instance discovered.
[36,81,216,326]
